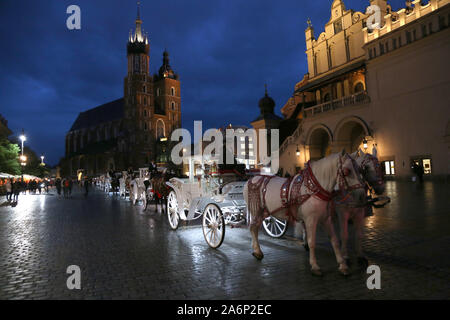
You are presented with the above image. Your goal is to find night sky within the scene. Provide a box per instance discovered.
[0,0,405,166]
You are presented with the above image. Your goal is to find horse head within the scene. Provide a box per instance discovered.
[336,150,367,207]
[353,149,385,195]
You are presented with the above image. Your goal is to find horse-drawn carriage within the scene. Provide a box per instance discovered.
[165,156,288,248]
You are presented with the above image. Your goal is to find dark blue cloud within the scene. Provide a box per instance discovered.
[0,0,406,165]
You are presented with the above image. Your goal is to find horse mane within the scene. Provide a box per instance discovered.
[309,152,340,192]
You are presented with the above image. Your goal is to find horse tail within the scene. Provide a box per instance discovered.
[245,177,264,225]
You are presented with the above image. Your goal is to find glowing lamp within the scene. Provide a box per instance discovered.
[363,138,368,150]
[296,145,300,157]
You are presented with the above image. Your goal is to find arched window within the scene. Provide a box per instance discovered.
[171,102,175,111]
[171,87,175,96]
[354,82,365,93]
[143,85,146,93]
[156,119,165,139]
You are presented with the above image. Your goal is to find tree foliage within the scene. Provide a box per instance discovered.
[0,138,21,175]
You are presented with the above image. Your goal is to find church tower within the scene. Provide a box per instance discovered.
[124,2,154,167]
[122,2,182,168]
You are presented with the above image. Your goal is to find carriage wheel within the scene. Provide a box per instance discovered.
[202,204,225,249]
[167,190,179,230]
[262,217,288,238]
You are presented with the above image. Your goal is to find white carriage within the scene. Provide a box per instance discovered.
[165,156,288,248]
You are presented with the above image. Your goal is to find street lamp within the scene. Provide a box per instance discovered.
[296,145,300,157]
[19,129,26,157]
[362,138,368,151]
[40,155,45,166]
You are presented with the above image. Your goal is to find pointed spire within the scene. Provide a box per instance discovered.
[264,84,268,96]
[137,1,141,21]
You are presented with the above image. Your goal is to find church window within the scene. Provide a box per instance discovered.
[143,85,146,93]
[334,20,343,34]
[157,88,161,96]
[156,119,165,139]
[171,102,175,110]
[171,87,175,96]
[144,109,147,117]
[144,97,147,105]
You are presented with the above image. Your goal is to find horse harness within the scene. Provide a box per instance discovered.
[248,154,365,223]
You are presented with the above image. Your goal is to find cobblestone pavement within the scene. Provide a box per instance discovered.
[0,181,449,300]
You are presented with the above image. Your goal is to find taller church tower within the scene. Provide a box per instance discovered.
[123,2,181,168]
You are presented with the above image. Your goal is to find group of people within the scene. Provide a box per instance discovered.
[55,177,73,198]
[3,178,50,204]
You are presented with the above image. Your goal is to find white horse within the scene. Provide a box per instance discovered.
[335,149,386,268]
[243,151,367,276]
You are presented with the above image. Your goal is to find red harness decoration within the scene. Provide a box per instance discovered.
[247,157,365,224]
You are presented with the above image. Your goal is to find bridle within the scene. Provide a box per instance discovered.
[360,154,385,190]
[334,154,366,205]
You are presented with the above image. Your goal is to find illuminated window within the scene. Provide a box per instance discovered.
[384,160,395,175]
[423,159,432,174]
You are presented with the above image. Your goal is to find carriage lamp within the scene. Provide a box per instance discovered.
[296,145,300,157]
[363,138,368,150]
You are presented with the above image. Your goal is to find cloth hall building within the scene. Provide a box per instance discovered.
[63,8,181,177]
[264,0,450,180]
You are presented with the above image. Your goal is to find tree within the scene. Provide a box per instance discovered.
[0,138,21,175]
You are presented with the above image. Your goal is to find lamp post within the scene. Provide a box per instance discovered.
[40,155,45,166]
[19,129,26,157]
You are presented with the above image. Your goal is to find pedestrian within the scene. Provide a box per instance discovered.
[13,179,21,203]
[417,163,424,184]
[68,178,73,196]
[63,178,70,198]
[84,177,89,197]
[37,180,42,194]
[6,178,12,202]
[56,178,62,196]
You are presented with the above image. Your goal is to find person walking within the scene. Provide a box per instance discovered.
[55,178,62,196]
[6,178,12,202]
[84,177,90,197]
[68,178,73,197]
[13,179,21,203]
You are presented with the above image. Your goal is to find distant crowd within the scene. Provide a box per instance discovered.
[1,177,50,204]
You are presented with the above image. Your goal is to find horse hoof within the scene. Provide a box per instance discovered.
[311,269,323,277]
[339,268,351,277]
[357,257,369,268]
[303,243,310,252]
[252,252,264,260]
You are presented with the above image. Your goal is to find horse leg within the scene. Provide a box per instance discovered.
[324,216,349,276]
[354,209,369,268]
[305,216,321,276]
[301,220,309,251]
[338,209,351,266]
[250,219,264,260]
